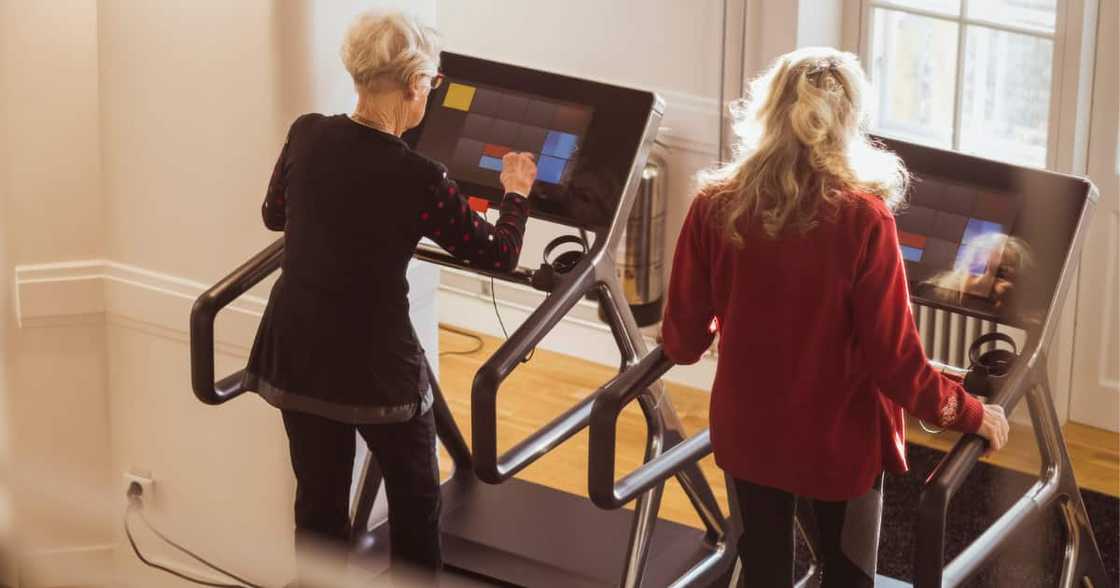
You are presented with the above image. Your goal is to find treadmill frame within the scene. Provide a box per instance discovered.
[350,93,738,588]
[190,92,740,586]
[584,147,1109,587]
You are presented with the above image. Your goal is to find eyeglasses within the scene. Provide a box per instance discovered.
[429,73,445,90]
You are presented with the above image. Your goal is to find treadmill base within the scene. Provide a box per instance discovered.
[355,476,730,587]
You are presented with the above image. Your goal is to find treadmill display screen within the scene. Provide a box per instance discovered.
[405,52,658,229]
[897,178,1024,302]
[416,81,594,189]
[883,137,1092,327]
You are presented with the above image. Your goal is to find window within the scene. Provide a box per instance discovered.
[863,0,1058,168]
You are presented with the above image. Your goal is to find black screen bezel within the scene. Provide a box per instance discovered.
[880,136,1093,329]
[403,52,657,230]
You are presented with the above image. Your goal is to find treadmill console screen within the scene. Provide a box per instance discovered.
[883,138,1093,327]
[416,82,593,190]
[405,52,659,229]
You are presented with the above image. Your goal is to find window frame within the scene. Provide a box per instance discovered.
[844,0,1102,424]
[853,0,1098,173]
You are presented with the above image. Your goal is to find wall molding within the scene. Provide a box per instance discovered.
[17,544,113,588]
[13,258,719,390]
[435,266,719,390]
[653,88,721,156]
[14,259,268,353]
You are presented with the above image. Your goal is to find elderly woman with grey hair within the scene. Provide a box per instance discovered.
[243,10,537,584]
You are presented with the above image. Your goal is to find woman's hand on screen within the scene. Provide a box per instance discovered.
[500,152,537,196]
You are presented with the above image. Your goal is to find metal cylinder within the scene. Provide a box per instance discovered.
[611,152,666,327]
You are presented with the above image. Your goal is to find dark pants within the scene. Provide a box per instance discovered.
[734,476,883,588]
[282,407,442,585]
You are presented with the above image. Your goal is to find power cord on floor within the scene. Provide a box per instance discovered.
[438,324,485,356]
[125,482,265,588]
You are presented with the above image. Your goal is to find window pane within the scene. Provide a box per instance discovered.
[879,0,961,16]
[966,0,1057,33]
[959,25,1052,167]
[870,8,959,148]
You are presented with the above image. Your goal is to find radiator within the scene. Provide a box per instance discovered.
[913,303,1003,373]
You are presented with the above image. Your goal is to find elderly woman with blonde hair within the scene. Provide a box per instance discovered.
[660,47,1008,586]
[243,10,537,585]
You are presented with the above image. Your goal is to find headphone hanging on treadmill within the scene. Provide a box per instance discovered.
[963,332,1019,400]
[531,234,589,292]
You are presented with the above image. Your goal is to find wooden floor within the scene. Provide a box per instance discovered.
[435,327,1119,531]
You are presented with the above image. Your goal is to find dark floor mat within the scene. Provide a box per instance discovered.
[873,443,1118,586]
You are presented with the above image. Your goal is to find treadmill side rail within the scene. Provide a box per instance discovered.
[189,237,284,405]
[587,346,715,510]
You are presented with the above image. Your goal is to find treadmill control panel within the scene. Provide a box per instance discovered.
[416,81,593,191]
[406,52,659,230]
[884,137,1093,327]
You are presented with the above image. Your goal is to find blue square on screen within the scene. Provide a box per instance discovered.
[478,155,503,172]
[961,218,1003,244]
[901,245,924,262]
[537,155,566,184]
[542,131,579,159]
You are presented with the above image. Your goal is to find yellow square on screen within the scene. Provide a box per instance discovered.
[443,83,476,111]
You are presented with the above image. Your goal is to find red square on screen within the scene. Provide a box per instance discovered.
[468,197,490,213]
[482,144,511,158]
[898,231,928,249]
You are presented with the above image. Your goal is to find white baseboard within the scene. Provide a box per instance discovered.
[436,266,719,391]
[13,258,439,355]
[17,544,113,588]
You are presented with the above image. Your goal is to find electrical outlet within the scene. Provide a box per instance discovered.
[479,280,493,297]
[123,472,155,501]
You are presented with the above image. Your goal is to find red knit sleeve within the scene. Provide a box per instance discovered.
[852,210,984,433]
[662,197,717,365]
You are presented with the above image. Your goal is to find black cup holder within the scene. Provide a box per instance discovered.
[963,332,1019,400]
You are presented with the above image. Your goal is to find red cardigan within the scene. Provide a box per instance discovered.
[662,191,983,500]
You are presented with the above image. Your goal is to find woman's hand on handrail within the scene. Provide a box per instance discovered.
[976,404,1009,453]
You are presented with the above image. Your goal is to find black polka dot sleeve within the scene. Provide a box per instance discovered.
[419,176,529,272]
[261,137,291,231]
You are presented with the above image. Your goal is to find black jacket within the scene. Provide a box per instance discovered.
[244,113,528,423]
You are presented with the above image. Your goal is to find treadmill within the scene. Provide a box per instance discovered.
[190,52,736,587]
[586,137,1109,587]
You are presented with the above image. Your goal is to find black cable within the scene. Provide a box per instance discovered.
[137,506,264,587]
[438,324,484,356]
[490,276,510,338]
[490,276,534,362]
[125,503,252,588]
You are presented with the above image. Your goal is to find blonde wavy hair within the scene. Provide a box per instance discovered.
[341,11,441,92]
[700,47,909,244]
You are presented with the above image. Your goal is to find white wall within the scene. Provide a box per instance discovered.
[2,1,437,586]
[0,2,113,586]
[95,1,436,585]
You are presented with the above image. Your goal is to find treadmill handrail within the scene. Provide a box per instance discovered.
[189,237,285,405]
[587,346,714,509]
[914,353,1036,587]
[470,255,602,483]
[189,240,546,407]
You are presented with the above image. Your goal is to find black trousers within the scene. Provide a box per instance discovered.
[733,476,883,588]
[282,407,442,584]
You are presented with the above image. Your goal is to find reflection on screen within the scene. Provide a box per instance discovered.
[898,177,1032,312]
[416,80,594,191]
